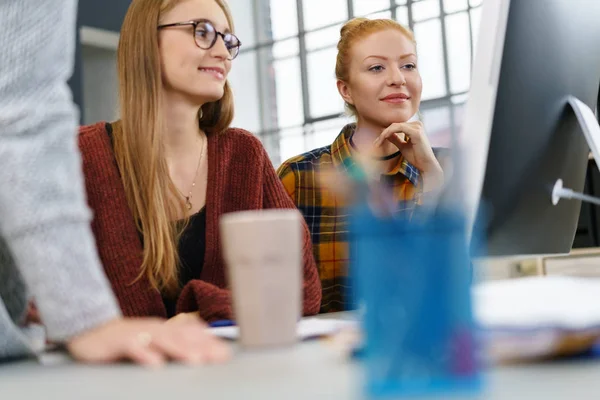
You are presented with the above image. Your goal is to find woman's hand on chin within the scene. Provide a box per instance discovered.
[374,121,444,192]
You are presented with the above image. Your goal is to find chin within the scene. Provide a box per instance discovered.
[187,89,224,104]
[380,111,414,125]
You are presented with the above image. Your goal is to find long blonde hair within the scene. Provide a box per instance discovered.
[335,18,416,116]
[114,0,235,297]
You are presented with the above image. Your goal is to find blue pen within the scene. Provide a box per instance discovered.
[209,319,236,328]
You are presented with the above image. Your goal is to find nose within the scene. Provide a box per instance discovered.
[387,66,406,87]
[211,34,231,60]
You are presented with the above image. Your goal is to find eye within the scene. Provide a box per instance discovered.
[223,33,240,49]
[195,28,209,39]
[195,21,215,38]
[402,63,417,70]
[369,65,384,72]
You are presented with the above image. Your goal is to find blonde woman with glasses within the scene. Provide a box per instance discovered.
[76,0,321,322]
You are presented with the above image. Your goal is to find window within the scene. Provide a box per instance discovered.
[305,24,343,51]
[269,0,299,40]
[278,127,305,162]
[305,116,353,150]
[233,0,484,166]
[413,0,440,21]
[396,6,409,26]
[273,56,304,128]
[353,0,391,16]
[302,0,348,31]
[414,19,447,100]
[228,0,258,47]
[228,51,261,133]
[443,0,469,13]
[445,12,471,93]
[307,47,344,118]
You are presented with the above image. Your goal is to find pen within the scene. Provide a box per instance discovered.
[209,319,236,328]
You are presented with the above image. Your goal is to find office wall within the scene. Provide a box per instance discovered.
[81,46,119,125]
[65,0,124,123]
[79,0,130,31]
[74,0,126,124]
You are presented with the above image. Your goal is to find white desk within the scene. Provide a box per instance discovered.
[1,341,600,399]
[2,310,600,400]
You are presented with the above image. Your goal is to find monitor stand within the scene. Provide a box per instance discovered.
[552,96,600,206]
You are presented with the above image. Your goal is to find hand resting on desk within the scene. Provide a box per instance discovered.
[66,315,231,367]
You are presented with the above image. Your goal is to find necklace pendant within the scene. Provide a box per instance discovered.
[185,198,192,210]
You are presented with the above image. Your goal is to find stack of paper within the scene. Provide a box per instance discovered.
[209,318,357,341]
[473,276,600,361]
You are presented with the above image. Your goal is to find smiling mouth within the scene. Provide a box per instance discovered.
[381,96,410,104]
[198,67,225,80]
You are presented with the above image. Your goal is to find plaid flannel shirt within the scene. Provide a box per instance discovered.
[277,123,422,313]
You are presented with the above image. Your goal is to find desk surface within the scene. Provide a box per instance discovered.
[2,342,600,400]
[2,312,600,400]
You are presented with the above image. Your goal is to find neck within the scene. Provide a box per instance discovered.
[162,93,205,159]
[352,118,399,159]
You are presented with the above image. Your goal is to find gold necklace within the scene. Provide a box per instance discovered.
[177,135,205,211]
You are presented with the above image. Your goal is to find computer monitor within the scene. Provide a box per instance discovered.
[459,0,600,257]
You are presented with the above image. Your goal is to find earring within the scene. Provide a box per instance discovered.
[199,107,204,120]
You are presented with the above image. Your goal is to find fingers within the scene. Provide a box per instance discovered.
[374,129,409,149]
[165,311,204,326]
[152,317,232,365]
[156,323,209,364]
[200,333,232,364]
[374,121,423,148]
[124,340,166,368]
[147,329,205,365]
[375,131,408,149]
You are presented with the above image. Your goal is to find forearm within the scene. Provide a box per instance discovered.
[177,281,233,322]
[0,0,120,342]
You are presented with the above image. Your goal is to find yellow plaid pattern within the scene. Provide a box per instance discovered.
[277,123,422,313]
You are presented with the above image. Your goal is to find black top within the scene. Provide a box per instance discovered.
[163,207,207,317]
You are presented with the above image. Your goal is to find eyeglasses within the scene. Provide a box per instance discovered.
[157,19,242,60]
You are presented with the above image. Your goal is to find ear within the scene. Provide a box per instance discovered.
[337,79,354,107]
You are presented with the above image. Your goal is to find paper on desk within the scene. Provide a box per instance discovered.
[473,276,600,361]
[474,276,600,331]
[209,318,357,341]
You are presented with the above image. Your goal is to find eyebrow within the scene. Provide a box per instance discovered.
[192,18,231,33]
[363,53,416,62]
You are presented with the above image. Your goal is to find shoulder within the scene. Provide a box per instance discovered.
[78,121,109,140]
[216,127,267,160]
[219,127,263,148]
[77,122,114,167]
[79,122,110,151]
[277,145,333,176]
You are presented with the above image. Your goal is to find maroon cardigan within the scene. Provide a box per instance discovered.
[78,122,321,322]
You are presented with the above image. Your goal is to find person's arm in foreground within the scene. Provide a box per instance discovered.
[0,0,229,366]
